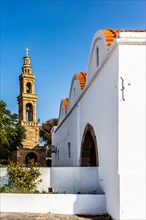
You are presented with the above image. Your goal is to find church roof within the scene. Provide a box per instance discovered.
[62,98,69,113]
[59,29,146,118]
[76,72,87,90]
[100,28,146,47]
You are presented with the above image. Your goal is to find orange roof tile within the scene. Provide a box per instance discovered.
[100,28,146,48]
[62,98,69,113]
[76,72,87,90]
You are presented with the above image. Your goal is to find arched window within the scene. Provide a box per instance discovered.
[26,82,32,93]
[96,47,99,67]
[26,103,33,121]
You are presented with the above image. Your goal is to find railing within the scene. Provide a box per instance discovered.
[21,121,40,126]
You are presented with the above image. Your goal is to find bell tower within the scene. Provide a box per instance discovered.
[17,48,40,149]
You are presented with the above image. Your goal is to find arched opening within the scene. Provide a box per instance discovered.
[26,82,32,93]
[26,103,33,121]
[25,152,38,165]
[80,123,99,166]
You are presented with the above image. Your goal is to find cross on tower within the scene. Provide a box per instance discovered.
[25,47,29,56]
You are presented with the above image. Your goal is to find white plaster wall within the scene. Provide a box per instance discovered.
[50,167,102,194]
[68,77,81,110]
[37,168,51,192]
[52,46,119,219]
[120,175,145,220]
[87,32,107,83]
[118,44,145,174]
[79,47,119,219]
[0,167,101,194]
[118,43,146,220]
[0,194,106,214]
[58,101,67,123]
[52,107,78,167]
[52,32,146,220]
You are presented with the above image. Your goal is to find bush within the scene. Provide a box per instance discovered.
[0,185,8,193]
[7,160,42,193]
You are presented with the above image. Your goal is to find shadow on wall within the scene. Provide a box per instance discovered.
[75,214,113,220]
[73,194,107,216]
[50,167,103,194]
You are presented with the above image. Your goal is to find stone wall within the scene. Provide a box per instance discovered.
[21,123,40,149]
[13,147,46,167]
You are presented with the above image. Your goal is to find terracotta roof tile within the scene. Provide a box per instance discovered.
[62,98,69,113]
[100,28,146,48]
[76,72,87,90]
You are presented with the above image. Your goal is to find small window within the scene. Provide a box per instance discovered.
[57,150,59,161]
[68,142,71,158]
[73,88,75,98]
[96,47,99,66]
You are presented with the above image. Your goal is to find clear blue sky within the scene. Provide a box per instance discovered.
[1,0,146,123]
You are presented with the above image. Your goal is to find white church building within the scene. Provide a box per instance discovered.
[52,29,146,219]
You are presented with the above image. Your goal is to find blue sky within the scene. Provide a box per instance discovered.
[1,0,146,123]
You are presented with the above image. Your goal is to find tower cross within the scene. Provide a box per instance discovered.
[25,47,29,56]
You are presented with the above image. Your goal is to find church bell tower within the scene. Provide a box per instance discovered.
[17,48,40,149]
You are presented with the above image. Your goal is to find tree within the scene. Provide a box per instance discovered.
[40,118,58,157]
[0,100,26,164]
[40,118,58,146]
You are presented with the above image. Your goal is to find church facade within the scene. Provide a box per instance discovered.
[52,29,146,219]
[13,49,46,166]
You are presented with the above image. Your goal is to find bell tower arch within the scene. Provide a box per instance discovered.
[17,48,40,149]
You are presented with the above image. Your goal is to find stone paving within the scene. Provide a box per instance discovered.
[0,213,112,220]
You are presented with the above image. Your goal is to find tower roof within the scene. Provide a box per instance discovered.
[22,47,32,71]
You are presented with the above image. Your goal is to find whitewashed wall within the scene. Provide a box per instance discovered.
[52,108,78,167]
[0,194,106,214]
[68,76,82,110]
[78,45,119,219]
[50,167,102,194]
[52,40,119,218]
[118,33,146,220]
[0,167,102,194]
[58,101,67,123]
[52,31,146,220]
[87,31,107,82]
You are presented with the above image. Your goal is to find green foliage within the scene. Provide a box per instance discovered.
[7,160,41,193]
[0,100,26,164]
[40,118,58,145]
[0,185,8,193]
[40,118,58,157]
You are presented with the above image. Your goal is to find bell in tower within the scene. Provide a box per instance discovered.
[14,48,46,167]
